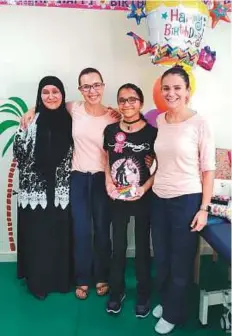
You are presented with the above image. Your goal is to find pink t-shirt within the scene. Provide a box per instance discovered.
[153,113,215,198]
[71,101,115,173]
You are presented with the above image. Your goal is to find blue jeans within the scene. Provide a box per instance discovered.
[71,171,111,286]
[150,192,202,324]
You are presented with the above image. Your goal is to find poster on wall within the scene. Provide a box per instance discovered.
[0,0,145,10]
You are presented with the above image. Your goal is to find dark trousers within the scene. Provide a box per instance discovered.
[70,171,111,286]
[150,192,202,324]
[109,212,151,299]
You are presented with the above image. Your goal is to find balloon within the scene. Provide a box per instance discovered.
[127,1,146,25]
[144,109,161,128]
[209,1,231,28]
[197,46,216,71]
[145,1,209,67]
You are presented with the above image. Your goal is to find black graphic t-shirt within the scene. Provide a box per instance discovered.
[103,122,157,216]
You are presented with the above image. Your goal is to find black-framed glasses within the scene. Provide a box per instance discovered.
[78,82,104,92]
[118,97,141,105]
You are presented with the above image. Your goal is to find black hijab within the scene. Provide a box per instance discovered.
[34,76,72,180]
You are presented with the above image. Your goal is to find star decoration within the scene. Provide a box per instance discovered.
[162,12,168,19]
[127,1,146,25]
[210,1,231,28]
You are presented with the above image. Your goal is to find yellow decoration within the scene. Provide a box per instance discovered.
[180,64,196,95]
[146,0,209,16]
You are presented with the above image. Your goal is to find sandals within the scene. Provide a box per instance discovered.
[75,286,89,300]
[96,283,109,296]
[75,283,109,299]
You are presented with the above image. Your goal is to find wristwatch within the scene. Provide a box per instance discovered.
[200,205,211,212]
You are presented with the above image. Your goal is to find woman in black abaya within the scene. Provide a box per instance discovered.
[14,76,73,299]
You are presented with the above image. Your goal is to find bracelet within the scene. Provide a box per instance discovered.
[200,205,211,212]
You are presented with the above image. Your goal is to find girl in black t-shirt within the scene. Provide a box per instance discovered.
[104,83,157,318]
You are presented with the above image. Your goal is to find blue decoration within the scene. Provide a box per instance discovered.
[127,1,146,25]
[161,12,168,19]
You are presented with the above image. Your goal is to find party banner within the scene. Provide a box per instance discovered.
[0,0,145,10]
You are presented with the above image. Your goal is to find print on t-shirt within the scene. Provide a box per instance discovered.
[112,157,140,186]
[110,157,140,199]
[104,122,157,200]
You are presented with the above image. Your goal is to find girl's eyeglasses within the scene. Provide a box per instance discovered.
[118,97,141,105]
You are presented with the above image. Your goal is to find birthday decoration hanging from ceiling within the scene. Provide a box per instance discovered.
[127,1,146,24]
[1,0,230,72]
[197,45,216,70]
[128,1,210,68]
[127,1,231,71]
[209,1,231,28]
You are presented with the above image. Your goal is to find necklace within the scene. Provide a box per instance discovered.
[123,117,141,131]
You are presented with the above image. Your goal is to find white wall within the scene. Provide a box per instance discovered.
[0,6,231,259]
[0,6,159,111]
[191,23,232,149]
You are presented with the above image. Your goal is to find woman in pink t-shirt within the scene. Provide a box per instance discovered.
[70,68,116,300]
[151,66,215,334]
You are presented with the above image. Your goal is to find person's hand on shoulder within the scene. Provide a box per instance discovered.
[20,108,36,130]
[106,107,122,121]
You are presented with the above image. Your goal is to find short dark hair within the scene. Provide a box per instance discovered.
[78,67,104,86]
[161,65,190,89]
[117,83,144,104]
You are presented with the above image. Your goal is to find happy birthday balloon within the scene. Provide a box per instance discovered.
[145,1,209,67]
[128,1,210,68]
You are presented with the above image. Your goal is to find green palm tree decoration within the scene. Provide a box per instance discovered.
[0,97,28,252]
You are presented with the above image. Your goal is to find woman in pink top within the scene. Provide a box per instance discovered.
[70,68,116,299]
[150,66,215,335]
